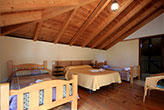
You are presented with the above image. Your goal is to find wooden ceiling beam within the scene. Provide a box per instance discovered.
[81,0,133,47]
[99,0,163,49]
[69,0,111,46]
[0,10,42,27]
[91,0,151,48]
[0,0,81,13]
[0,6,75,36]
[42,5,79,21]
[162,0,164,8]
[105,8,164,50]
[54,9,77,44]
[33,21,43,41]
[0,22,33,36]
[1,0,97,36]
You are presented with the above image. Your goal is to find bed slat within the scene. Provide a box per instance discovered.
[56,84,63,100]
[17,93,23,110]
[44,88,52,105]
[72,75,78,110]
[66,83,70,97]
[29,91,39,109]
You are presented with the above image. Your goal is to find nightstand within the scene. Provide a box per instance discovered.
[54,66,64,76]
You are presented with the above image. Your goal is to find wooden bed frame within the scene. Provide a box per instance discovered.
[0,60,78,110]
[52,60,92,75]
[95,61,107,69]
[95,60,140,84]
[54,60,92,68]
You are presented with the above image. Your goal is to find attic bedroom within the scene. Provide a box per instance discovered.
[0,0,164,110]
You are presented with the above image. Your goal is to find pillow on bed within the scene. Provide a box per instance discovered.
[40,69,49,74]
[31,69,41,75]
[15,69,49,77]
[15,70,32,77]
[101,65,111,69]
[124,67,131,71]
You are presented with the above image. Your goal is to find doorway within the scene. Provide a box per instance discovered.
[139,34,164,79]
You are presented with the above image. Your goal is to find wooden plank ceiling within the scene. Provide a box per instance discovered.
[0,0,164,50]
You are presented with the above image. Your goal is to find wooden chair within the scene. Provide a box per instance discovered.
[143,73,164,102]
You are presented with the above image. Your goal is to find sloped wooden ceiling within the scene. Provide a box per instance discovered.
[0,0,164,50]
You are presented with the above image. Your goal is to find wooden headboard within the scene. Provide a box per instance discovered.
[95,60,107,68]
[54,60,92,68]
[7,60,49,78]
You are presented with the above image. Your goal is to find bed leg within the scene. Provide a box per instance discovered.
[138,66,140,80]
[130,66,133,85]
[72,75,78,110]
[0,83,9,110]
[71,98,77,110]
[89,90,92,93]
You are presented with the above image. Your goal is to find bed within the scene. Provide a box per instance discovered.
[95,61,140,84]
[0,60,78,110]
[65,65,121,91]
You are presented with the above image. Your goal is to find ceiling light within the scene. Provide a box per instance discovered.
[111,0,119,11]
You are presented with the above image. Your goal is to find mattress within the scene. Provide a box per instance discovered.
[108,67,131,81]
[65,65,121,91]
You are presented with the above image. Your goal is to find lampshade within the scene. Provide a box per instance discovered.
[111,0,119,11]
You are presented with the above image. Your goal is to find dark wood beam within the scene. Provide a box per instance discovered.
[99,0,163,49]
[33,21,43,41]
[105,8,164,50]
[90,0,151,48]
[0,22,33,36]
[81,0,133,47]
[69,0,111,46]
[54,9,77,44]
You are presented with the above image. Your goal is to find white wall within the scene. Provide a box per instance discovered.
[0,37,107,82]
[106,39,139,68]
[126,13,164,40]
[106,13,164,68]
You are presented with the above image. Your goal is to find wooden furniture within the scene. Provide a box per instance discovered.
[54,60,121,91]
[95,60,107,69]
[53,60,92,71]
[121,66,140,84]
[52,60,92,78]
[143,73,164,102]
[130,66,140,84]
[0,60,78,110]
[65,65,121,91]
[54,66,65,76]
[7,60,52,81]
[95,60,140,84]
